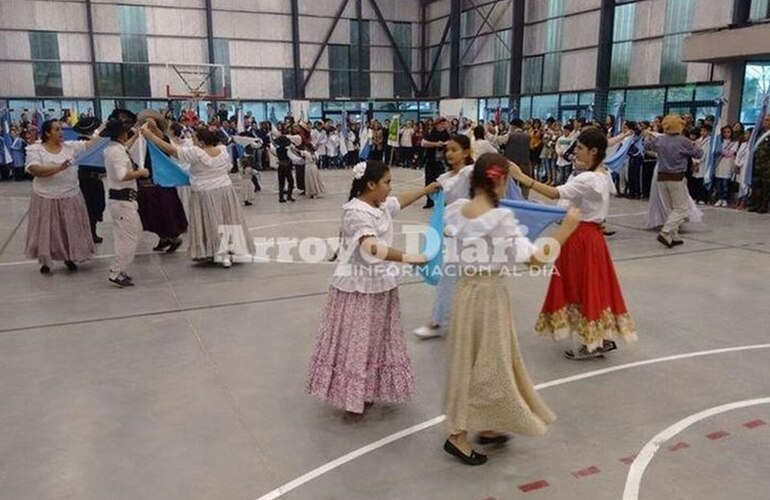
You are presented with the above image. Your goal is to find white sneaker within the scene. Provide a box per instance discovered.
[413,325,445,339]
[222,256,232,268]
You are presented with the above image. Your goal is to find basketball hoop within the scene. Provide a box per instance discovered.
[165,62,227,102]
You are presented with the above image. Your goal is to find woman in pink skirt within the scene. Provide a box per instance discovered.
[306,160,440,414]
[25,119,102,274]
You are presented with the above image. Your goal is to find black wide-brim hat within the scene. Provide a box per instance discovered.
[99,119,132,139]
[72,116,102,135]
[108,108,138,124]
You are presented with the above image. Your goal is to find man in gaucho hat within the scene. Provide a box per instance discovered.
[73,115,106,244]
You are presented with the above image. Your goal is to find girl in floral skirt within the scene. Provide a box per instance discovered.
[306,160,440,414]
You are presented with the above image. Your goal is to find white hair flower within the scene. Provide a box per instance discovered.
[352,161,367,180]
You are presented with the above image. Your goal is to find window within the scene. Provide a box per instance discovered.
[282,69,297,100]
[659,0,694,84]
[531,94,559,120]
[117,6,150,97]
[519,96,532,120]
[208,39,231,98]
[29,31,63,96]
[750,0,770,20]
[741,62,770,124]
[493,29,511,96]
[610,2,635,87]
[523,56,543,94]
[625,88,665,121]
[426,47,442,97]
[695,85,723,102]
[329,44,352,98]
[95,63,150,97]
[393,22,413,98]
[350,20,370,97]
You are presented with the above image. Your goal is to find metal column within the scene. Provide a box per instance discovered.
[594,0,615,122]
[509,0,525,118]
[204,0,217,101]
[449,0,461,98]
[356,0,365,98]
[290,0,304,99]
[84,0,100,117]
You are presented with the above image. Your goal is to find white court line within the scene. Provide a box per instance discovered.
[622,397,770,500]
[254,343,770,500]
[0,250,156,268]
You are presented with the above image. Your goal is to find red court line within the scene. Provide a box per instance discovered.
[744,419,766,429]
[619,454,637,465]
[706,430,730,440]
[668,441,690,452]
[518,480,549,493]
[571,466,601,479]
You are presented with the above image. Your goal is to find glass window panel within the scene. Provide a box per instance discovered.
[242,102,266,122]
[309,102,323,119]
[519,96,532,120]
[750,0,770,20]
[660,34,688,85]
[579,91,595,105]
[625,88,665,121]
[393,22,413,98]
[29,31,60,60]
[96,62,123,97]
[282,69,296,100]
[561,93,578,105]
[610,41,632,87]
[120,34,148,63]
[542,52,561,93]
[664,0,694,35]
[122,64,151,97]
[32,62,63,97]
[531,94,559,119]
[493,29,511,96]
[267,102,289,123]
[523,56,543,94]
[695,84,723,102]
[741,62,770,124]
[667,85,694,102]
[695,107,716,121]
[329,44,351,98]
[118,5,147,35]
[613,3,635,43]
[350,20,371,97]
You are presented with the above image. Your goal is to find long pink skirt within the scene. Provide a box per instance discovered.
[25,192,95,267]
[306,286,414,413]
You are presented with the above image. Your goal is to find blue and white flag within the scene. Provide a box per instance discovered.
[72,137,110,170]
[358,103,371,160]
[703,97,726,191]
[62,127,81,141]
[741,94,769,197]
[147,141,190,187]
[416,190,445,286]
[506,178,525,201]
[612,101,625,137]
[604,136,636,173]
[499,199,568,239]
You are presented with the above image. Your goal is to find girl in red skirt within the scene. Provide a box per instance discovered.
[510,127,637,360]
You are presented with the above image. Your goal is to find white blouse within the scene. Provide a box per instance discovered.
[437,165,473,205]
[443,199,536,271]
[104,142,137,191]
[25,141,87,199]
[177,145,233,192]
[330,196,401,294]
[556,170,610,223]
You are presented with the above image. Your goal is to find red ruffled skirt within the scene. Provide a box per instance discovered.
[536,222,637,351]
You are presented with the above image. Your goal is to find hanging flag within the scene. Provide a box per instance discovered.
[499,199,568,239]
[268,106,278,125]
[147,141,190,187]
[128,134,146,169]
[387,114,400,148]
[612,101,625,137]
[702,96,726,191]
[33,109,45,127]
[416,190,444,286]
[359,103,371,160]
[740,94,769,198]
[585,103,595,122]
[604,136,636,173]
[236,106,245,133]
[1,111,12,164]
[72,137,110,170]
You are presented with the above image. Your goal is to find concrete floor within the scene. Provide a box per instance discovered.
[1,168,769,500]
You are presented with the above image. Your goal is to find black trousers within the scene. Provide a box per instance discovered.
[424,159,445,207]
[295,164,306,192]
[278,162,294,200]
[641,159,656,199]
[626,155,644,198]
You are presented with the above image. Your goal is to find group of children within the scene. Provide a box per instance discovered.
[305,126,637,466]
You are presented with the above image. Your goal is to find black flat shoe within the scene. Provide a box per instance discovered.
[599,340,618,354]
[443,440,487,466]
[40,265,51,275]
[64,260,78,271]
[279,198,287,203]
[165,238,183,254]
[476,434,510,446]
[93,235,103,244]
[671,239,684,246]
[153,240,171,251]
[565,346,604,360]
[657,234,673,249]
[288,197,296,202]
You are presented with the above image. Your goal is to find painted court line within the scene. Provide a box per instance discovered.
[622,397,770,500]
[254,343,770,500]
